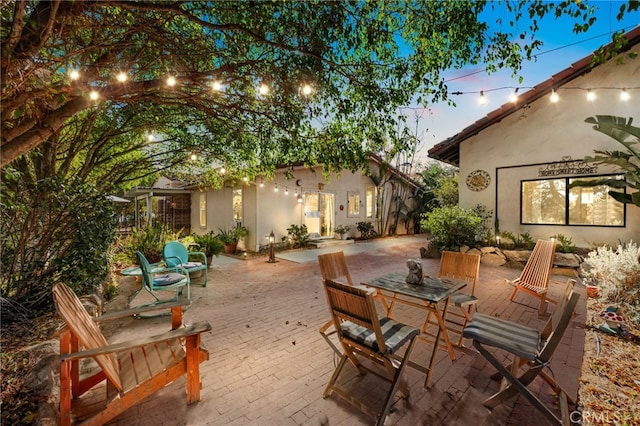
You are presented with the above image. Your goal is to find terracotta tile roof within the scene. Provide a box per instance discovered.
[428,26,640,166]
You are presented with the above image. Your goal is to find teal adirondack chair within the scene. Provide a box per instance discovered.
[135,251,190,308]
[162,241,208,286]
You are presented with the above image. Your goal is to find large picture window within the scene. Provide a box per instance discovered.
[521,175,625,226]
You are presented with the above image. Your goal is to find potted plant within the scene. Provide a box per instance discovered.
[218,226,248,253]
[334,225,351,240]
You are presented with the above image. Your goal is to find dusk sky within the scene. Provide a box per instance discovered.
[410,2,640,163]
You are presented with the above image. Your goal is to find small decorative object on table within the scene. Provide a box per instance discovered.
[406,258,424,285]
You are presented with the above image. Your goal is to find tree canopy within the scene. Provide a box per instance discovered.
[4,0,634,179]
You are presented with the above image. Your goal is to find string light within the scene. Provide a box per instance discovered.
[284,186,289,195]
[509,88,519,103]
[69,69,80,80]
[274,184,278,192]
[301,83,313,96]
[219,166,226,174]
[116,71,128,82]
[478,91,487,105]
[211,80,222,91]
[586,89,597,101]
[166,75,177,87]
[259,177,264,188]
[620,89,631,101]
[259,83,269,95]
[550,90,559,103]
[89,90,99,101]
[190,152,198,161]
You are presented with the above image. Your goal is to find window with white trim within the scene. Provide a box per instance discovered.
[347,191,360,217]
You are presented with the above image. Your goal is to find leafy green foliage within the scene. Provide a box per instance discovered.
[286,224,310,248]
[571,116,640,207]
[2,1,612,176]
[356,221,377,240]
[0,176,117,318]
[552,234,576,254]
[421,205,492,251]
[498,230,536,250]
[192,233,224,258]
[217,226,249,245]
[119,222,181,264]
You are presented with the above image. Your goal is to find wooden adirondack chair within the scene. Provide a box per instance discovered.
[508,239,557,315]
[53,282,211,426]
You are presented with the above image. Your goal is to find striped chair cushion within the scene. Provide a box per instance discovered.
[340,317,419,355]
[450,293,478,307]
[463,313,541,360]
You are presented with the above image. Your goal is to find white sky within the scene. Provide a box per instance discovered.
[408,2,640,164]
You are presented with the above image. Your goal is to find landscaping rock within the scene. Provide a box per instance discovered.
[480,251,507,266]
[419,243,440,259]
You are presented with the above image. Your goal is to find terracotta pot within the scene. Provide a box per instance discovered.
[224,242,238,254]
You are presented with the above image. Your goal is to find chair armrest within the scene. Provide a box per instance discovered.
[188,251,208,264]
[60,321,212,362]
[94,299,190,323]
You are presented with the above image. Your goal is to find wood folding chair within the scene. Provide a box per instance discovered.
[463,278,580,426]
[53,282,211,426]
[317,251,354,355]
[322,279,420,426]
[437,251,481,347]
[508,239,557,315]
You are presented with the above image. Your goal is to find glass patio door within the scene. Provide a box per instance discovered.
[304,192,335,237]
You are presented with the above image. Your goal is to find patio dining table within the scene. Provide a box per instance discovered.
[364,271,466,387]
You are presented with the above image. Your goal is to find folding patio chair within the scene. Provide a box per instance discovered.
[437,251,481,346]
[322,279,419,426]
[463,278,580,426]
[508,239,557,315]
[318,251,354,355]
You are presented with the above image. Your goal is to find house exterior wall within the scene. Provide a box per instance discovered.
[191,160,417,252]
[459,45,639,247]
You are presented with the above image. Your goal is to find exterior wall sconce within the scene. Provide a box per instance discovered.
[266,230,277,263]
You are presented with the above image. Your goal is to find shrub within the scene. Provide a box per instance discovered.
[192,233,224,258]
[286,224,310,248]
[356,221,377,239]
[499,230,535,250]
[582,241,640,322]
[120,222,180,264]
[421,205,492,251]
[553,233,575,253]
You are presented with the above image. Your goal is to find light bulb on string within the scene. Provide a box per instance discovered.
[219,167,226,175]
[211,80,222,91]
[285,187,289,195]
[301,83,313,96]
[69,69,80,81]
[586,89,596,102]
[259,178,264,188]
[89,90,99,101]
[190,152,198,161]
[620,89,631,101]
[259,83,270,95]
[478,91,487,105]
[274,184,278,192]
[166,75,177,87]
[509,88,519,103]
[116,72,128,82]
[550,90,559,103]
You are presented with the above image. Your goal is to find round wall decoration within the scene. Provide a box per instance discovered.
[466,169,490,191]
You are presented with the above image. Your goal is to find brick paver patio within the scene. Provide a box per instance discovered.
[102,236,585,425]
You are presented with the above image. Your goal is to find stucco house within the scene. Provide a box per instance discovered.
[127,156,422,252]
[191,155,421,252]
[428,26,640,248]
